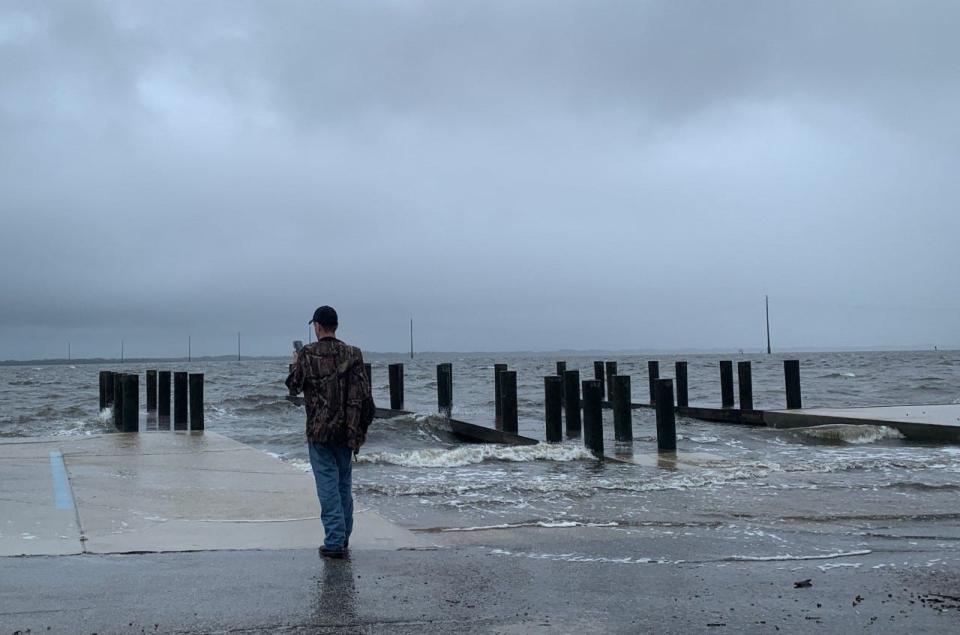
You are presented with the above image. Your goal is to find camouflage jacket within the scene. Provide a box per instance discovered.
[285,338,374,450]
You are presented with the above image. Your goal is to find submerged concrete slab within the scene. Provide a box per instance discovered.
[765,404,960,442]
[608,450,723,468]
[0,432,428,556]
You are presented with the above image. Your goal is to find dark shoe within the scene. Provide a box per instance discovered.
[319,546,345,559]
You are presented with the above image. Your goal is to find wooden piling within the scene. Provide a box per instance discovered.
[189,373,204,431]
[563,370,581,437]
[157,370,171,429]
[388,363,404,410]
[104,370,115,407]
[593,361,606,397]
[612,375,632,442]
[582,379,604,459]
[494,363,507,429]
[174,371,188,430]
[146,370,157,411]
[719,361,734,409]
[499,370,518,434]
[654,378,677,453]
[437,363,453,417]
[648,360,660,404]
[737,361,753,410]
[556,361,566,407]
[605,361,618,402]
[544,376,563,443]
[98,371,110,411]
[121,374,139,433]
[675,361,689,408]
[364,363,372,387]
[784,360,802,409]
[112,373,123,429]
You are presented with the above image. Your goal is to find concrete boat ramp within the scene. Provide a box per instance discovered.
[765,403,960,442]
[0,431,427,557]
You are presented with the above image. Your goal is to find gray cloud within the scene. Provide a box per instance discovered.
[1,0,958,359]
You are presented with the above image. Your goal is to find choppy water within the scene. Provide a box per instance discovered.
[3,351,960,549]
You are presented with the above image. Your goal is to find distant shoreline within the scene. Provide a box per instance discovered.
[1,347,953,366]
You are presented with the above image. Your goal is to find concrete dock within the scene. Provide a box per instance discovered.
[0,432,426,557]
[765,404,960,442]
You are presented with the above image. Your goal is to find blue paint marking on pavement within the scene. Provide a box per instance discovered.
[49,451,74,509]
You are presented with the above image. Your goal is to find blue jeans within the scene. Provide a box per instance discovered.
[307,441,354,550]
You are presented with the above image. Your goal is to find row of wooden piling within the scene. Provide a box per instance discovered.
[371,358,803,459]
[98,370,204,432]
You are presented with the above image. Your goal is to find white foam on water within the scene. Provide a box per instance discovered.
[97,408,113,423]
[440,520,619,532]
[356,443,595,468]
[789,424,904,444]
[726,549,871,562]
[817,562,863,572]
[490,548,665,565]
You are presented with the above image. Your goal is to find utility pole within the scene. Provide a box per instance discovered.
[765,295,772,355]
[410,318,414,359]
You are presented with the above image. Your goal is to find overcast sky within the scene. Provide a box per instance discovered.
[1,1,958,359]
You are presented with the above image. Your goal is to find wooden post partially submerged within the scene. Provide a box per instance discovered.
[98,371,113,411]
[556,361,566,408]
[737,361,753,411]
[604,361,618,402]
[189,373,204,431]
[121,374,138,433]
[675,361,689,408]
[146,370,157,412]
[499,370,518,434]
[581,379,604,459]
[158,370,171,429]
[784,359,802,409]
[494,363,507,429]
[437,363,453,417]
[112,373,123,429]
[647,360,660,405]
[563,369,581,438]
[543,376,563,443]
[174,372,188,430]
[612,374,632,442]
[719,361,734,409]
[388,363,404,411]
[593,361,606,398]
[654,378,677,453]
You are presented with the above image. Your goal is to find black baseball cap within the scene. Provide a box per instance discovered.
[309,305,339,328]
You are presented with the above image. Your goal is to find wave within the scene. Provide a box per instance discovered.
[355,443,595,468]
[724,549,871,562]
[819,372,858,379]
[423,520,620,532]
[785,424,904,445]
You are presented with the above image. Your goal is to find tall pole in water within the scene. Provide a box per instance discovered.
[765,295,772,355]
[67,341,71,361]
[121,339,124,363]
[237,331,241,361]
[188,336,191,362]
[410,318,414,359]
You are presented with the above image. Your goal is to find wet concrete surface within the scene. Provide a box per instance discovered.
[0,432,426,556]
[2,527,959,634]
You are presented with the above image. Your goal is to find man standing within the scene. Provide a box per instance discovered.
[287,305,374,558]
